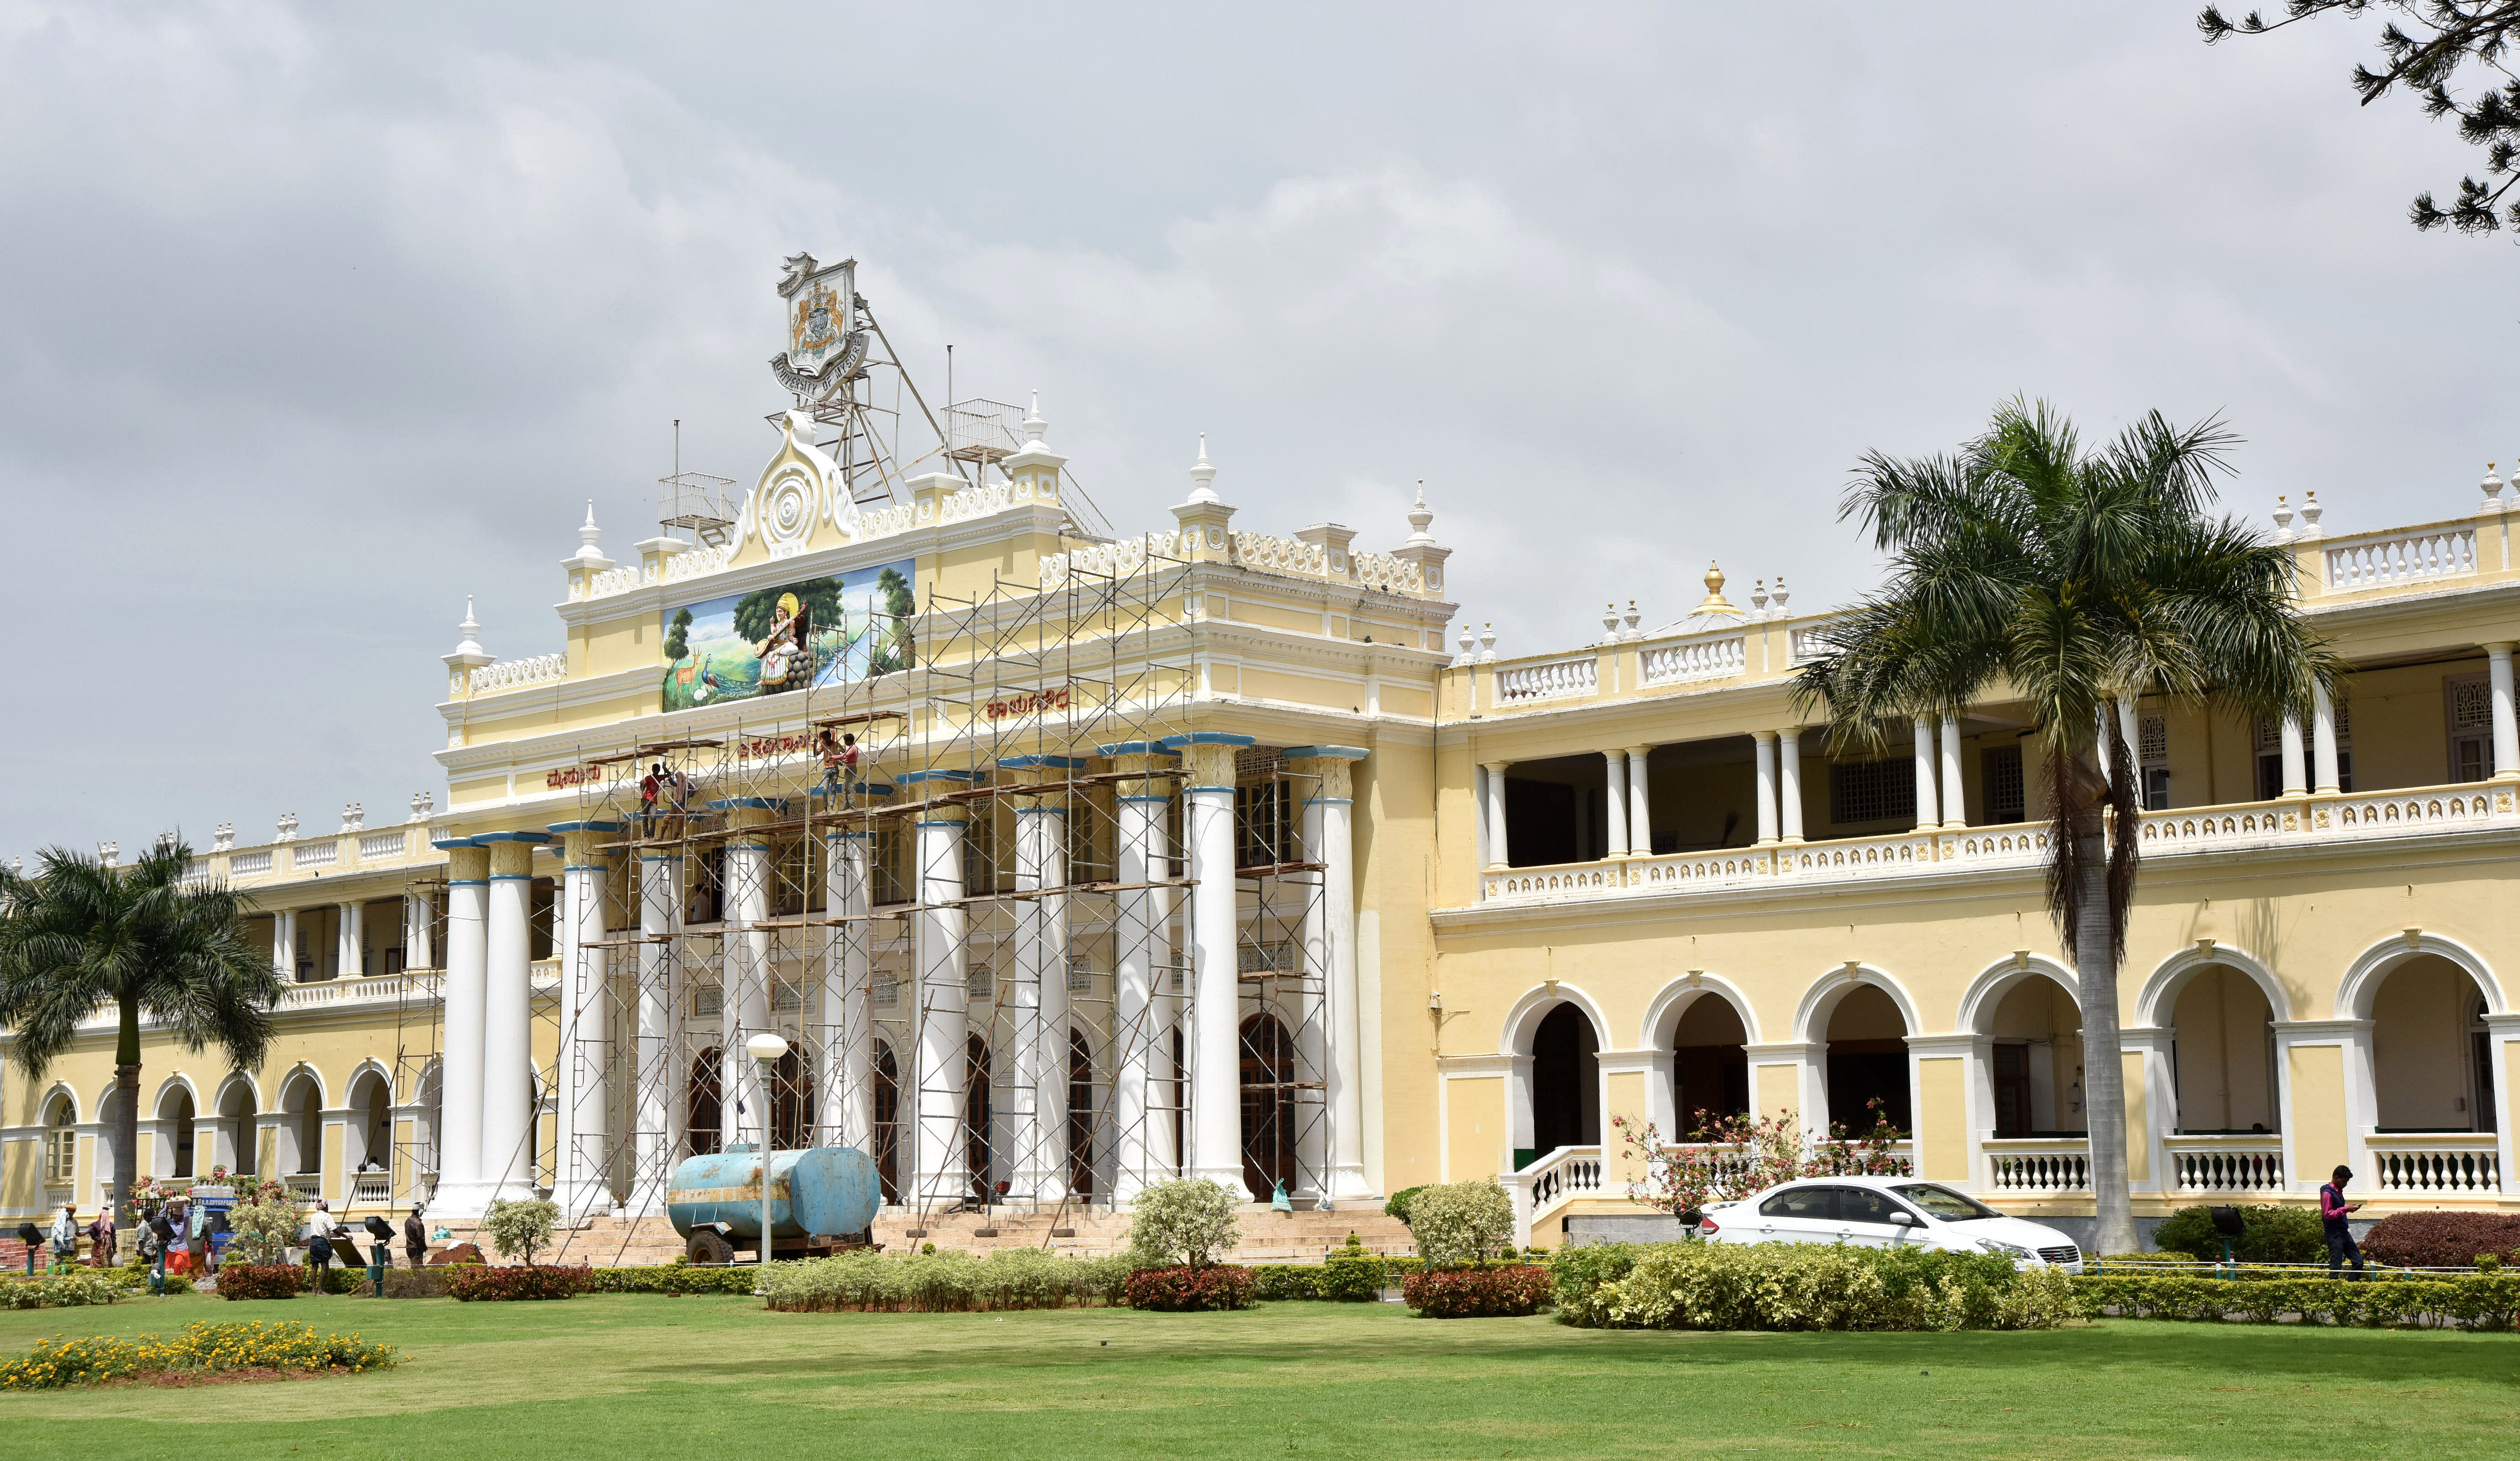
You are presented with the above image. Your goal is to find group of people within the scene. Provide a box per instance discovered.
[41,1195,220,1283]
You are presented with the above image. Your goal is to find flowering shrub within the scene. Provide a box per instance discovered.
[0,1272,123,1310]
[0,1319,397,1389]
[1404,1265,1551,1318]
[2361,1210,2520,1269]
[444,1264,593,1302]
[215,1265,304,1301]
[1552,1241,2073,1332]
[2077,1271,2520,1327]
[1613,1101,1909,1219]
[1124,1264,1258,1312]
[758,1249,1132,1312]
[222,1180,304,1267]
[481,1198,561,1267]
[1124,1179,1242,1267]
[1405,1180,1515,1269]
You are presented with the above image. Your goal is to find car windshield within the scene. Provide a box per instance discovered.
[1891,1183,2001,1221]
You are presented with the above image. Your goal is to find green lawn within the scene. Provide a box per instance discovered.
[2,1290,2515,1460]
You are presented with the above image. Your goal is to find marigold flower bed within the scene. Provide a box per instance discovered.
[0,1319,398,1389]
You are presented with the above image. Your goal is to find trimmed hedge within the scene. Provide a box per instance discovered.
[2152,1204,2325,1265]
[0,1273,122,1310]
[588,1265,763,1296]
[760,1249,1132,1313]
[215,1265,303,1301]
[1124,1264,1258,1312]
[1250,1249,1423,1302]
[1550,1242,2075,1332]
[2075,1271,2520,1328]
[445,1265,593,1302]
[1404,1265,1551,1318]
[2361,1210,2520,1269]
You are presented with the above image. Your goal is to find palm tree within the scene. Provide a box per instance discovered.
[0,839,283,1226]
[1795,398,2336,1254]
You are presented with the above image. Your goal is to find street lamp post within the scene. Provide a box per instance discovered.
[745,1031,790,1266]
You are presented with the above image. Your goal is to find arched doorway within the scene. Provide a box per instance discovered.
[157,1085,197,1179]
[276,1073,321,1177]
[345,1070,393,1183]
[1066,1029,1096,1198]
[1528,1003,1601,1160]
[769,1047,814,1151]
[1672,997,1750,1137]
[1824,985,1910,1132]
[217,1078,258,1177]
[2169,966,2274,1133]
[871,1042,900,1204]
[2371,955,2496,1133]
[966,1035,994,1203]
[687,1050,723,1156]
[1240,1013,1296,1199]
[1985,975,2083,1137]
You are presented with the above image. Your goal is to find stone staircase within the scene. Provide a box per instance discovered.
[498,1202,1416,1268]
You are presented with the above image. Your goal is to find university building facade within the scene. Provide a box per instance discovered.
[5,260,2516,1254]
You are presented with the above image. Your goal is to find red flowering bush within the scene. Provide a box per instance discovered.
[1403,1265,1551,1319]
[444,1264,593,1302]
[2362,1211,2520,1269]
[214,1266,302,1302]
[1124,1264,1257,1312]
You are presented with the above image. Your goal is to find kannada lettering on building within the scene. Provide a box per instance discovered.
[736,731,818,761]
[986,686,1071,720]
[546,764,603,789]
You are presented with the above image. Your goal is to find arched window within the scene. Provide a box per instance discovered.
[1240,1013,1296,1199]
[688,1049,723,1156]
[1067,1029,1096,1198]
[871,1042,900,1204]
[42,1094,75,1186]
[966,1035,994,1202]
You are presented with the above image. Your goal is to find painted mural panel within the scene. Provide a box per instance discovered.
[660,559,915,712]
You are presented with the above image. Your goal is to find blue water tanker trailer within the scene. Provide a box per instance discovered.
[666,1145,882,1264]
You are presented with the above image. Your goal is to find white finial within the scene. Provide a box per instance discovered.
[1622,599,1642,641]
[1751,579,1770,618]
[409,791,431,823]
[1405,481,1436,546]
[1601,603,1620,645]
[1187,434,1219,504]
[2484,462,2505,514]
[454,597,485,657]
[1453,622,1476,667]
[1476,621,1497,663]
[1022,390,1048,448]
[2272,493,2294,543]
[214,823,235,852]
[2299,489,2323,538]
[1770,576,1790,615]
[98,840,117,867]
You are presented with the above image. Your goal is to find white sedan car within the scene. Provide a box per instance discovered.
[1699,1176,2084,1272]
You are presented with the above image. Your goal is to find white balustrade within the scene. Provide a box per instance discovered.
[1639,634,1746,686]
[349,1172,393,1206]
[1984,1138,2091,1192]
[2365,1135,2501,1193]
[357,829,410,861]
[1508,1145,1605,1243]
[2325,526,2478,591]
[2164,1136,2286,1193]
[1230,531,1326,576]
[284,1174,321,1201]
[1494,654,1599,704]
[2325,789,2500,836]
[1040,531,1186,590]
[229,849,273,876]
[1778,830,1937,878]
[471,652,569,694]
[1350,549,1420,595]
[660,541,736,584]
[289,840,338,870]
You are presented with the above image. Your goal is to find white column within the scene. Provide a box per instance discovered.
[480,836,540,1202]
[1036,790,1071,1199]
[1601,751,1629,861]
[338,900,363,979]
[1182,738,1252,1198]
[273,909,296,981]
[1939,713,1966,829]
[2115,695,2141,778]
[2280,717,2308,797]
[1752,731,1779,846]
[1912,719,1940,830]
[906,773,972,1207]
[1481,761,1512,870]
[2484,1014,2520,1195]
[2311,684,2342,795]
[402,890,433,972]
[1777,728,1805,844]
[631,848,681,1211]
[720,810,775,1153]
[435,844,488,1214]
[1007,764,1077,1203]
[821,825,874,1152]
[555,825,612,1218]
[1108,747,1177,1198]
[1293,750,1371,1202]
[2120,1026,2178,1196]
[2488,643,2520,779]
[1624,746,1652,856]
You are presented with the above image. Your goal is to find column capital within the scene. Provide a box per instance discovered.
[1751,728,1777,745]
[1622,745,1653,759]
[2486,641,2517,656]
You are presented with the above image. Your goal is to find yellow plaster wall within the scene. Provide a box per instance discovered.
[2287,1043,2349,1182]
[2120,1051,2150,1182]
[1445,1076,1503,1182]
[1916,1057,1967,1180]
[1239,667,1351,709]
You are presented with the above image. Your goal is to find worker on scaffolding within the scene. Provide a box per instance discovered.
[815,730,861,806]
[638,762,663,830]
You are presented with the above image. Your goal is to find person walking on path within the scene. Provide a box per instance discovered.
[48,1203,78,1273]
[302,1201,336,1290]
[2321,1165,2365,1279]
[403,1204,428,1268]
[85,1207,115,1268]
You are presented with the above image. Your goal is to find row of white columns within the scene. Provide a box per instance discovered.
[430,832,548,1218]
[265,897,437,982]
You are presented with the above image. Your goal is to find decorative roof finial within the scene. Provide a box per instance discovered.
[567,500,612,572]
[454,597,484,658]
[1695,561,1737,614]
[1406,480,1436,546]
[2484,462,2505,514]
[1187,433,1219,504]
[1022,390,1048,449]
[1602,603,1621,646]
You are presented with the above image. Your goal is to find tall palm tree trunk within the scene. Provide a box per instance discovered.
[2073,819,2136,1256]
[113,991,142,1230]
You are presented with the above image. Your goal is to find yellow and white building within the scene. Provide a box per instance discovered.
[5,257,2516,1255]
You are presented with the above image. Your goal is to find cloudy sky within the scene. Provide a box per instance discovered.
[1,1,2509,857]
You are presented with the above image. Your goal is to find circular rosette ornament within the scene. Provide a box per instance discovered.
[761,470,815,550]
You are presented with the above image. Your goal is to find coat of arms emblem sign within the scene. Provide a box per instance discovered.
[771,252,869,401]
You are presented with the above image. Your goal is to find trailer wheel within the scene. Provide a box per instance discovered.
[688,1229,736,1266]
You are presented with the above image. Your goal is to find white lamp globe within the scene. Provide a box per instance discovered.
[745,1032,791,1065]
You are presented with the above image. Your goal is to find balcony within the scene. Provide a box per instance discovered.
[1473,782,2517,908]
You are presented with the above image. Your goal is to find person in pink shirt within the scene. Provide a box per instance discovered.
[2320,1165,2364,1278]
